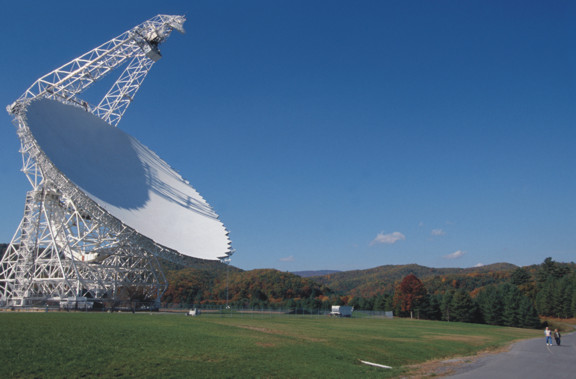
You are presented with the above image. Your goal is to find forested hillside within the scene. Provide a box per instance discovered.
[2,239,574,329]
[307,263,518,297]
[292,270,341,277]
[160,257,576,329]
[163,268,334,309]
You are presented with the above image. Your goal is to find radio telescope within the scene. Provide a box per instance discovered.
[0,15,232,308]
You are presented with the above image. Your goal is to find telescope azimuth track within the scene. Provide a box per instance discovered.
[0,15,233,308]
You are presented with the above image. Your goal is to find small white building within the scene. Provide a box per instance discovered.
[59,296,93,310]
[187,308,201,316]
[330,305,353,317]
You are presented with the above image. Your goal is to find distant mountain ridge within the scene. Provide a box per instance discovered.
[292,270,342,277]
[162,261,521,305]
[0,242,529,304]
[298,263,519,297]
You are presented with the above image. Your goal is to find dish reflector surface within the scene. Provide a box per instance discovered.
[24,98,230,260]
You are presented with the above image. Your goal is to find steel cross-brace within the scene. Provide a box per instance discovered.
[0,15,185,307]
[7,14,185,127]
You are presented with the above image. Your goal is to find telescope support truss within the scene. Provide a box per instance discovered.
[0,15,186,308]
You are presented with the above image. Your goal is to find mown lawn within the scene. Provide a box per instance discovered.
[0,312,540,378]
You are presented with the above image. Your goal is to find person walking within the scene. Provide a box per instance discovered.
[545,327,553,346]
[554,329,561,346]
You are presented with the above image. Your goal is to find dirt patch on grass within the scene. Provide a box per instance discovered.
[543,318,576,333]
[255,342,276,347]
[544,317,576,325]
[237,325,283,335]
[233,324,327,343]
[400,344,511,378]
[423,334,490,343]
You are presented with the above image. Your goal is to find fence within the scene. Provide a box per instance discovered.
[1,301,394,319]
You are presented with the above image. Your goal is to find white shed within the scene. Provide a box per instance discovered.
[330,305,353,317]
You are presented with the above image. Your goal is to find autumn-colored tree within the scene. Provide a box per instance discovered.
[393,274,429,318]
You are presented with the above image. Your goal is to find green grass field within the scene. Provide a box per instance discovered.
[0,311,540,378]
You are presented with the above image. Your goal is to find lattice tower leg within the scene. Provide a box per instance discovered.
[0,187,167,307]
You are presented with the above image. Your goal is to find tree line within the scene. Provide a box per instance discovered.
[348,257,575,329]
[3,241,573,328]
[383,274,541,329]
[163,257,576,329]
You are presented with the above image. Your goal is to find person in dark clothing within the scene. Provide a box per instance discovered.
[554,329,561,346]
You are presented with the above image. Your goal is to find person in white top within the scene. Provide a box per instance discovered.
[545,326,553,346]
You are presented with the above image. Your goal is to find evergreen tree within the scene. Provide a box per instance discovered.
[373,294,389,311]
[385,295,395,312]
[361,297,375,311]
[554,276,574,318]
[347,297,360,309]
[441,290,455,321]
[475,283,539,328]
[427,294,443,321]
[534,265,575,318]
[510,267,531,286]
[476,286,503,325]
[537,257,570,283]
[535,280,556,316]
[518,296,541,329]
[502,283,524,327]
[571,289,576,318]
[450,290,477,323]
[285,298,297,309]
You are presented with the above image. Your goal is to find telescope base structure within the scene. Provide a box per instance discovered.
[0,188,167,308]
[0,14,232,308]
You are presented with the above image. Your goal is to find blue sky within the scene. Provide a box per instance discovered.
[1,1,575,271]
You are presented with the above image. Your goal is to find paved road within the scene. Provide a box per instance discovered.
[447,330,575,378]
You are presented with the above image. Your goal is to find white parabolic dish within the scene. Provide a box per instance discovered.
[24,98,231,260]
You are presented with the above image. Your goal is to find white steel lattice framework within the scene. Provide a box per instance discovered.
[0,15,187,307]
